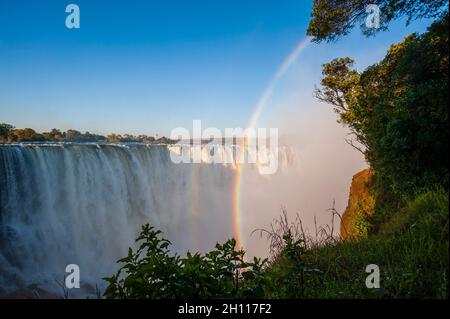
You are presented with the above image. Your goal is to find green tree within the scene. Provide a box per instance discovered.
[307,0,448,42]
[137,135,155,143]
[64,129,82,141]
[49,128,63,141]
[8,128,44,142]
[315,15,449,198]
[314,57,365,152]
[0,123,15,142]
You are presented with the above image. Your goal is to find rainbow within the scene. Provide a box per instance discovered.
[231,36,312,250]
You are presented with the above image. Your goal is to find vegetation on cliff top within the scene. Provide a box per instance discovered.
[0,124,174,144]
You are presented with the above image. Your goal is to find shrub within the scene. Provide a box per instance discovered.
[103,224,268,298]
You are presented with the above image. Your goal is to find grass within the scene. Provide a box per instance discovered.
[280,188,450,298]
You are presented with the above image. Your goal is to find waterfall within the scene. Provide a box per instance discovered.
[0,143,296,296]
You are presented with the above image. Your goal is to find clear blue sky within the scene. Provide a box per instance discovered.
[0,0,432,136]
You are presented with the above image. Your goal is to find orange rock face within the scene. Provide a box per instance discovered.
[340,169,375,240]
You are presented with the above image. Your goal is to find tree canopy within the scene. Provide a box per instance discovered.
[315,14,449,196]
[307,0,448,42]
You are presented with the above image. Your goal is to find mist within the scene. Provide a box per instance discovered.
[239,100,367,258]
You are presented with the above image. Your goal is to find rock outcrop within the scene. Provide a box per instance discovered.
[340,168,375,240]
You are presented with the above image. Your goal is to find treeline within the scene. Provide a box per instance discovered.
[0,123,174,144]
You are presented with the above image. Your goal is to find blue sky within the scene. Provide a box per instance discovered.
[0,1,433,136]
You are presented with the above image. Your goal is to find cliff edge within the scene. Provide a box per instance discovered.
[340,168,375,240]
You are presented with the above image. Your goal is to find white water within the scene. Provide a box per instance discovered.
[0,143,295,296]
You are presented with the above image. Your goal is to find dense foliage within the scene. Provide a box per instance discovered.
[315,15,449,207]
[104,224,265,298]
[307,0,448,42]
[104,222,329,298]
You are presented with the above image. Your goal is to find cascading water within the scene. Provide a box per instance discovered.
[0,142,295,296]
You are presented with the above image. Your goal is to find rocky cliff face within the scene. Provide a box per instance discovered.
[340,169,375,240]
